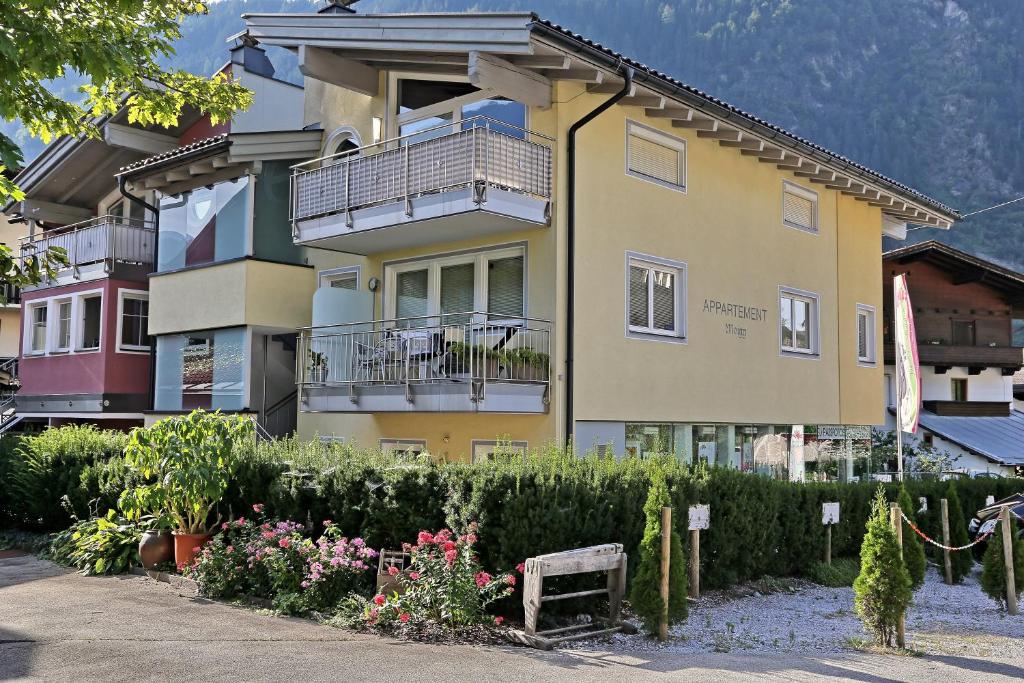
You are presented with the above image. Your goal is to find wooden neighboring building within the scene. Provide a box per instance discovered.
[883,240,1024,475]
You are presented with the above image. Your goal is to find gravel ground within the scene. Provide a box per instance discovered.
[583,567,1024,657]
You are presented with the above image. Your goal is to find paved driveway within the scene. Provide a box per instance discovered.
[2,554,1022,682]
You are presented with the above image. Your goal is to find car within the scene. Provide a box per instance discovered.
[968,493,1024,558]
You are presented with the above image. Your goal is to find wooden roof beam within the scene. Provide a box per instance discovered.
[547,68,603,83]
[469,51,551,108]
[646,106,694,120]
[674,116,718,133]
[508,54,571,69]
[299,45,379,96]
[333,49,467,66]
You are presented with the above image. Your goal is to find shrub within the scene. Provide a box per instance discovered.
[853,488,913,648]
[628,470,687,634]
[979,514,1024,609]
[806,557,859,587]
[896,486,927,590]
[367,526,514,630]
[48,510,140,575]
[944,484,974,583]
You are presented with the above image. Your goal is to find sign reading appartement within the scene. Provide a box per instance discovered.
[703,299,768,341]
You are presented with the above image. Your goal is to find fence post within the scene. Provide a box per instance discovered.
[825,524,832,566]
[1001,505,1019,616]
[940,498,953,585]
[889,502,906,648]
[659,506,671,642]
[688,529,700,600]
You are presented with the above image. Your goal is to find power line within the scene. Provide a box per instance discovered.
[960,194,1024,219]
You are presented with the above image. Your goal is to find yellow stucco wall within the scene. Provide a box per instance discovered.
[0,307,20,359]
[148,259,316,335]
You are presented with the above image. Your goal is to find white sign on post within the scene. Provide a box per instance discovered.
[918,497,928,513]
[986,495,996,507]
[822,502,840,525]
[688,504,710,531]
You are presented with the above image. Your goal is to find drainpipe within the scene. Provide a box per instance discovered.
[118,176,160,411]
[564,65,633,449]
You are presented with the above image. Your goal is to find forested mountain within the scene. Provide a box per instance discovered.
[8,0,1024,265]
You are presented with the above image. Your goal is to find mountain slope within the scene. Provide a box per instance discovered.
[6,0,1023,265]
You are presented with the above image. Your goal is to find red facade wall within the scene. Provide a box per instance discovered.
[178,114,230,147]
[19,278,150,398]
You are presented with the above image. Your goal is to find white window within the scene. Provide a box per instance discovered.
[28,304,47,353]
[319,266,359,290]
[79,294,102,350]
[626,252,686,340]
[783,181,818,233]
[56,299,72,351]
[385,246,525,325]
[118,290,150,352]
[626,120,686,191]
[856,304,876,364]
[780,287,819,356]
[472,440,528,464]
[379,439,427,457]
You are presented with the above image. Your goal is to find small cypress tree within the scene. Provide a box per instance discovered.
[628,470,688,635]
[979,514,1024,609]
[854,487,913,648]
[896,486,927,590]
[945,484,973,583]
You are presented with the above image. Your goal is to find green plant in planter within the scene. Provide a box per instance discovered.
[123,410,254,535]
[49,510,141,575]
[307,350,328,381]
[447,343,497,376]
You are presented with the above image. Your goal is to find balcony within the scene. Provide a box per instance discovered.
[296,311,551,413]
[884,341,1024,371]
[922,400,1010,417]
[291,117,553,254]
[20,215,156,289]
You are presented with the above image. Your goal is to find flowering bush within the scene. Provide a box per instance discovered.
[365,525,514,630]
[185,504,376,614]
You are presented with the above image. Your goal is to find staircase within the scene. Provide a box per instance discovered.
[0,358,22,435]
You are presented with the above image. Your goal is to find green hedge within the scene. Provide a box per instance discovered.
[2,428,1021,591]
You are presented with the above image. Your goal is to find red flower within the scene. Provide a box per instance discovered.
[474,571,492,588]
[506,574,516,586]
[408,571,420,581]
[278,537,291,548]
[445,549,457,565]
[494,616,505,626]
[252,503,265,513]
[417,531,435,546]
[373,594,386,606]
[399,612,411,623]
[443,540,456,553]
[516,562,526,574]
[387,565,399,576]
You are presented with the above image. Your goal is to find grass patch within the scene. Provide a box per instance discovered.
[807,557,859,587]
[843,636,922,657]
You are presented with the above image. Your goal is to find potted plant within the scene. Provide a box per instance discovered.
[499,347,550,382]
[308,350,328,383]
[119,484,175,570]
[122,409,254,568]
[448,343,500,379]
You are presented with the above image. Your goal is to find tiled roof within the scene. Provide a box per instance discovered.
[917,410,1024,466]
[117,134,230,176]
[529,16,959,220]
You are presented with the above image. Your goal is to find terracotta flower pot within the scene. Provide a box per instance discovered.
[173,531,213,569]
[139,530,174,569]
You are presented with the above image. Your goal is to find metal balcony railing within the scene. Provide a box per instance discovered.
[291,116,554,224]
[20,215,156,274]
[297,311,552,399]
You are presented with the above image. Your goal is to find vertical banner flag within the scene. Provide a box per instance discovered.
[893,274,921,433]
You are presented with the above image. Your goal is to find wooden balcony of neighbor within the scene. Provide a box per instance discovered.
[883,340,1024,372]
[922,400,1011,417]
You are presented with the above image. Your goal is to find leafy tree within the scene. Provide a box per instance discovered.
[628,469,687,635]
[0,1,252,286]
[896,486,927,590]
[945,484,973,584]
[980,514,1024,609]
[854,487,912,648]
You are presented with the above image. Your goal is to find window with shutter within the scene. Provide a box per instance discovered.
[626,253,685,340]
[487,255,524,319]
[626,121,685,191]
[856,304,875,363]
[783,181,818,232]
[396,269,429,324]
[440,262,475,324]
[780,288,819,356]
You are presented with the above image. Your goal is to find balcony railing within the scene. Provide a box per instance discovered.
[291,116,553,225]
[297,311,551,410]
[20,215,156,276]
[883,340,1024,368]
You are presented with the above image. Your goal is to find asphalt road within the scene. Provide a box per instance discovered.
[2,554,1022,682]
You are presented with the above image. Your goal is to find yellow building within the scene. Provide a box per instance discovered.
[147,8,958,478]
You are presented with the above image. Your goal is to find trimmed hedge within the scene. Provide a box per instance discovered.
[2,428,1021,592]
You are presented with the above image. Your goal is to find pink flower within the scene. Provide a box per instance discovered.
[465,533,477,545]
[474,571,492,588]
[192,546,201,553]
[226,546,234,554]
[252,503,265,513]
[278,537,291,548]
[417,531,434,546]
[506,574,516,586]
[323,519,332,526]
[387,565,399,576]
[494,616,505,626]
[443,540,456,553]
[235,517,246,526]
[367,608,379,624]
[445,549,457,565]
[399,612,411,623]
[262,531,275,540]
[352,538,364,547]
[516,562,525,574]
[221,522,229,531]
[373,594,386,606]
[408,571,420,581]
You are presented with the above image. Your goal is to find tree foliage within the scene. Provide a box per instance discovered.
[628,469,687,635]
[979,514,1024,609]
[896,485,927,590]
[945,483,974,584]
[853,488,912,648]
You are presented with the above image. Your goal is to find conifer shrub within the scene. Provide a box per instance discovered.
[979,515,1024,609]
[628,470,687,634]
[896,486,927,589]
[945,483,974,583]
[853,488,912,648]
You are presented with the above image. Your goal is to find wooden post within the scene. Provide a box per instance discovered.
[522,558,543,637]
[688,529,700,599]
[1001,505,1019,616]
[659,506,671,642]
[890,502,906,649]
[940,498,953,585]
[825,524,832,566]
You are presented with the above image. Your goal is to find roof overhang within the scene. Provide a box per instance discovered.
[241,11,959,231]
[884,240,1024,302]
